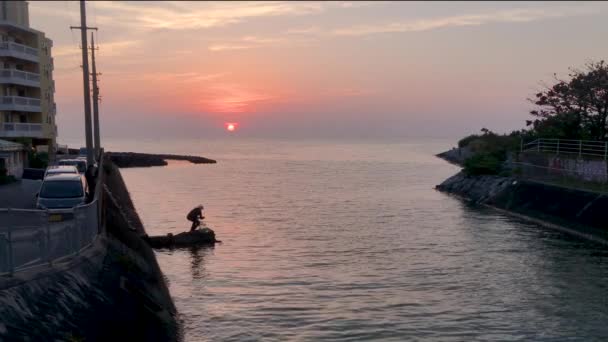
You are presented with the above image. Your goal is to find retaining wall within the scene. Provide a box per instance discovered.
[437,172,608,245]
[0,162,178,341]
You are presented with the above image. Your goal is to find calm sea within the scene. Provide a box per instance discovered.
[109,138,608,341]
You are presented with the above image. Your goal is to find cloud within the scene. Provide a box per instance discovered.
[286,26,323,35]
[208,35,284,52]
[196,83,277,113]
[52,40,142,58]
[208,44,256,52]
[331,6,602,36]
[88,1,327,31]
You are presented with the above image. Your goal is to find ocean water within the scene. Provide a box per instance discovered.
[116,138,608,342]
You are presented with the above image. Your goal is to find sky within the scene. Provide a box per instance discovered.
[27,1,608,141]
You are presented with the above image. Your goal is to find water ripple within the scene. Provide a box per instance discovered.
[121,139,608,341]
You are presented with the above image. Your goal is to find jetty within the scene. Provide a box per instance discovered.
[108,152,216,168]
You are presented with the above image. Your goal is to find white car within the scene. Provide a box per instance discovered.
[44,165,79,179]
[57,158,87,173]
[36,173,89,210]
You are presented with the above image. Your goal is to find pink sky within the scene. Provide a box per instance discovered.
[28,1,608,140]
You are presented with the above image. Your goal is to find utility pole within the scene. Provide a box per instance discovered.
[90,32,101,159]
[70,1,97,166]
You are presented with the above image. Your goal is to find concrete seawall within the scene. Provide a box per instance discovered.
[0,162,178,341]
[436,172,608,245]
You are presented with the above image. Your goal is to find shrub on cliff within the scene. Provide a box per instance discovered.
[458,128,522,159]
[463,153,502,175]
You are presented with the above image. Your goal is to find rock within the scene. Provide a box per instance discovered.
[435,171,512,204]
[144,228,218,249]
[436,147,474,166]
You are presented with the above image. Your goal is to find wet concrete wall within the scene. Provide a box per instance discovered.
[518,152,608,183]
[436,172,608,245]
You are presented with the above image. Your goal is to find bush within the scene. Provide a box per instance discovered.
[458,134,481,148]
[0,167,16,185]
[29,151,49,169]
[463,153,502,175]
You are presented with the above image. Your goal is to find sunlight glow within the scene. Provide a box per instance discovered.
[226,122,237,132]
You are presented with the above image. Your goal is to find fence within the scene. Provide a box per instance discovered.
[522,138,608,159]
[0,153,105,276]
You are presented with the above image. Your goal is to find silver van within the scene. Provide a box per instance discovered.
[36,173,89,209]
[44,165,79,179]
[57,159,87,173]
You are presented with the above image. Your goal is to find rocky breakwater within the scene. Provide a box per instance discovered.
[435,146,473,166]
[108,152,217,168]
[144,228,219,249]
[435,172,513,203]
[436,171,608,245]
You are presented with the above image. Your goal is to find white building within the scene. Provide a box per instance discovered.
[0,138,26,178]
[0,1,57,158]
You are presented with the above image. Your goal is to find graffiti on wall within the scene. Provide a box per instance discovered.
[549,157,607,182]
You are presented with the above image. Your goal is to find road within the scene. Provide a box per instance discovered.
[0,179,40,209]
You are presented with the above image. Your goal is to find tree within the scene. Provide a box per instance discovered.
[528,60,608,140]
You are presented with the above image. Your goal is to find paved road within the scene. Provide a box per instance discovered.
[0,179,40,209]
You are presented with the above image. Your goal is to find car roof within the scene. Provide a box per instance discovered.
[59,159,86,162]
[43,173,83,182]
[47,165,78,171]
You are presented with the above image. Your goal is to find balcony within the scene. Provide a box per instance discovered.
[0,69,40,87]
[0,96,41,112]
[0,122,43,138]
[0,41,39,63]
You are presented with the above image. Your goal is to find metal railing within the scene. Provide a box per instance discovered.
[0,41,38,58]
[0,123,43,138]
[0,68,40,86]
[0,95,41,113]
[522,138,608,159]
[0,153,105,276]
[2,123,42,132]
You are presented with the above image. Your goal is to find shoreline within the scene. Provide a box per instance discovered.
[435,154,608,246]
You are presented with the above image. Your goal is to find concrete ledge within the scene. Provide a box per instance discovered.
[436,171,608,245]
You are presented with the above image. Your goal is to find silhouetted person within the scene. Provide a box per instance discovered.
[187,205,205,231]
[85,165,97,202]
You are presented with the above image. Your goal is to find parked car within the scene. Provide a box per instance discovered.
[78,147,87,158]
[36,173,89,210]
[44,165,79,178]
[57,158,87,173]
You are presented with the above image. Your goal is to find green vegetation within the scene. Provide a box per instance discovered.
[528,60,608,140]
[29,151,49,169]
[460,60,608,175]
[0,167,16,185]
[463,153,501,175]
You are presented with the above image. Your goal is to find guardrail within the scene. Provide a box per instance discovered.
[0,122,43,138]
[0,68,40,82]
[0,41,39,59]
[522,138,608,159]
[0,153,105,276]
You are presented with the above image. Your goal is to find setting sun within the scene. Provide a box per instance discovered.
[225,122,237,132]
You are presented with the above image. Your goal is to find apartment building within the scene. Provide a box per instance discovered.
[0,1,56,156]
